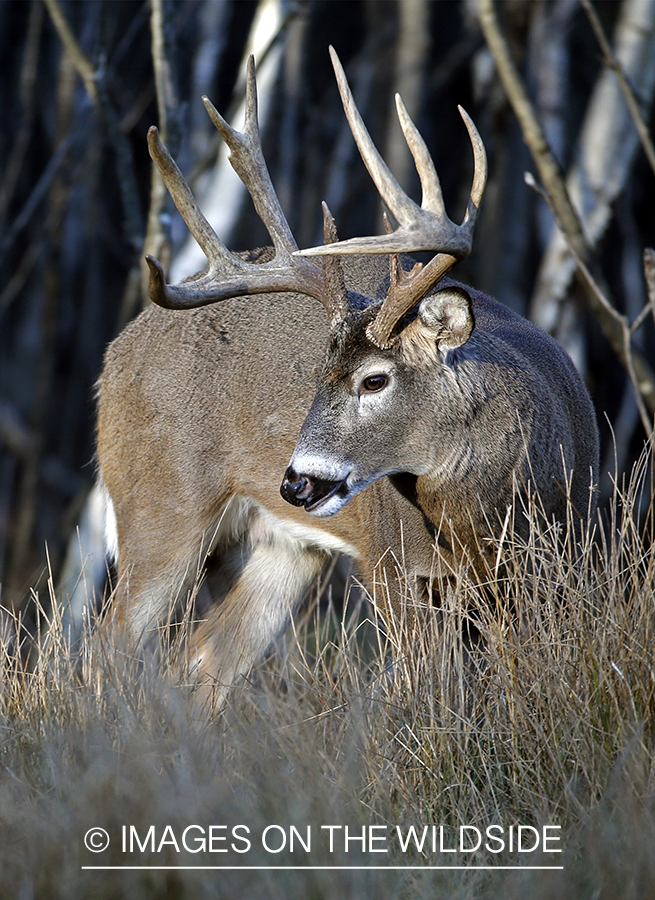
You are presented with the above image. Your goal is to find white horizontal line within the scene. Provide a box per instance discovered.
[82,865,564,871]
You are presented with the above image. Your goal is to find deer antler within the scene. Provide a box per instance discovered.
[297,46,487,348]
[146,48,486,348]
[146,56,348,324]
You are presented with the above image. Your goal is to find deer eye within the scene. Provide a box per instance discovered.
[360,374,388,394]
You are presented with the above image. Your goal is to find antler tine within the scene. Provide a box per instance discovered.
[146,57,329,310]
[394,93,446,219]
[362,105,487,347]
[298,47,487,259]
[458,104,487,229]
[329,46,421,245]
[202,56,298,256]
[321,201,349,325]
[298,47,420,257]
[147,126,228,268]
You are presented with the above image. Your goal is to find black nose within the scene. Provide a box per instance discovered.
[280,466,312,507]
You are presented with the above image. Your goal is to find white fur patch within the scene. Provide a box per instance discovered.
[287,451,351,484]
[254,504,360,557]
[101,482,119,563]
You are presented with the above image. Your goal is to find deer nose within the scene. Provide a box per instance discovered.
[280,467,313,507]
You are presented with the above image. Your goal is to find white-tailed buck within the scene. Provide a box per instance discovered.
[97,48,599,707]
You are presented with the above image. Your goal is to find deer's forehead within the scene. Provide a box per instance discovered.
[319,312,373,380]
[320,325,399,386]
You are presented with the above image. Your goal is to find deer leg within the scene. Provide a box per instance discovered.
[104,540,207,657]
[100,494,220,655]
[186,519,329,711]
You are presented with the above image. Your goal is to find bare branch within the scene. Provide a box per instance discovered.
[0,2,43,230]
[581,0,655,178]
[477,0,589,262]
[0,136,70,265]
[42,0,99,105]
[529,0,655,329]
[525,173,653,437]
[139,0,182,306]
[643,248,655,312]
[0,403,36,459]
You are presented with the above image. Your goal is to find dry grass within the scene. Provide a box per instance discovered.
[1,448,654,898]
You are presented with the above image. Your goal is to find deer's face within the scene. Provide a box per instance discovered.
[280,287,474,517]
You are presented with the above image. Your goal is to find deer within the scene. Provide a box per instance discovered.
[96,47,599,709]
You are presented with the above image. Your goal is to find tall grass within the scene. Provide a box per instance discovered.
[1,447,654,899]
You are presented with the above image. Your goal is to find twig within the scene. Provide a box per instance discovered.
[0,136,71,264]
[151,0,180,147]
[43,0,143,249]
[0,404,36,459]
[643,248,655,313]
[0,244,39,317]
[525,173,653,437]
[581,0,655,178]
[42,0,99,104]
[140,0,181,306]
[0,2,43,230]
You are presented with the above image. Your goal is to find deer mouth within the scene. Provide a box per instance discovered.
[304,478,349,513]
[280,467,350,515]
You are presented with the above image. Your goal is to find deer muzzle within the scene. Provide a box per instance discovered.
[280,466,349,514]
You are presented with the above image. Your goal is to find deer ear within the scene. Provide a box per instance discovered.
[416,286,474,351]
